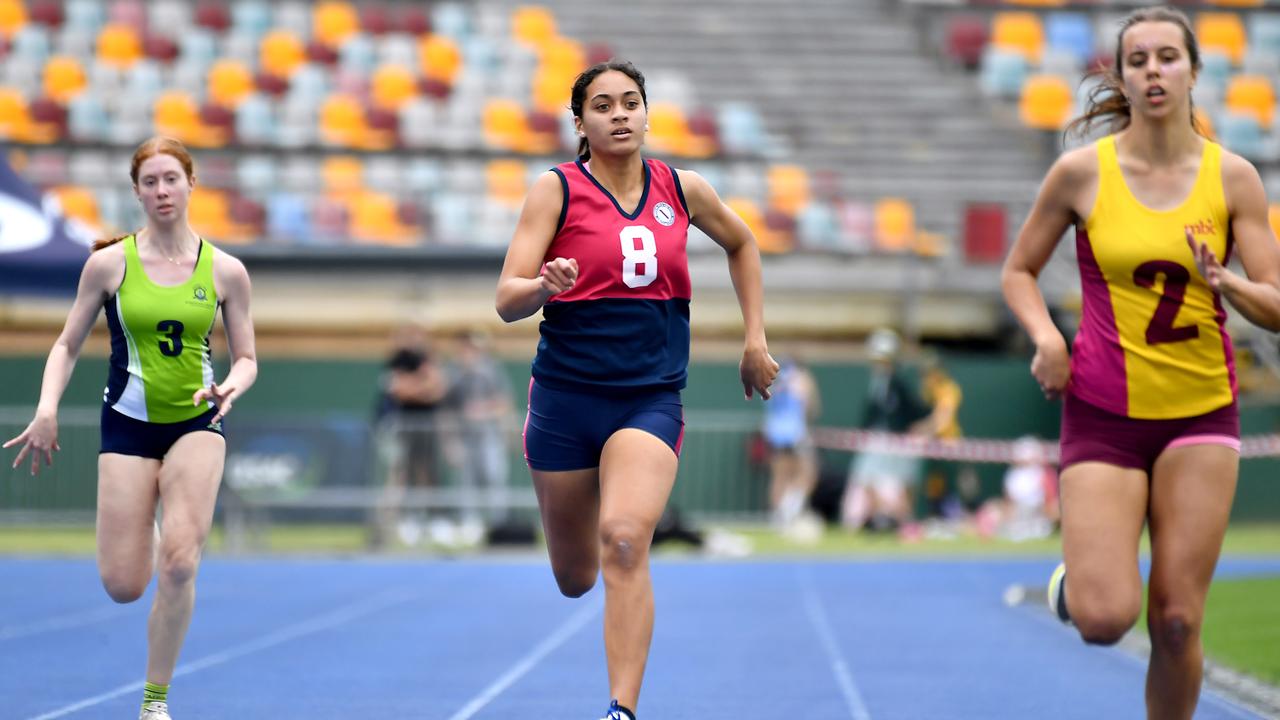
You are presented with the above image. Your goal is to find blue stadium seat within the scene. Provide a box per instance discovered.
[272,1,311,38]
[267,192,312,243]
[1218,112,1265,159]
[237,154,277,194]
[65,0,106,35]
[124,60,163,104]
[12,26,51,66]
[797,201,840,251]
[1046,13,1093,66]
[67,92,109,141]
[1252,14,1280,57]
[979,48,1028,99]
[338,33,376,76]
[432,3,471,40]
[231,0,272,39]
[178,28,218,70]
[235,94,276,145]
[149,0,192,35]
[405,157,444,195]
[718,102,766,156]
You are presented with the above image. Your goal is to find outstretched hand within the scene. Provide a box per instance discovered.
[3,414,59,476]
[193,382,239,424]
[1187,228,1228,292]
[740,346,780,400]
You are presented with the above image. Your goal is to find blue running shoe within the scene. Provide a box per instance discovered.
[600,700,635,720]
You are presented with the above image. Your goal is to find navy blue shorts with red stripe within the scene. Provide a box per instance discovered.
[523,380,684,472]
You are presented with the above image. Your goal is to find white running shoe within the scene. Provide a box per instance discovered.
[139,701,171,720]
[1047,562,1072,624]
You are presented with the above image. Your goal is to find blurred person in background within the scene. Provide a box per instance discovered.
[452,329,515,539]
[495,60,778,720]
[912,356,964,521]
[841,328,927,533]
[372,323,451,547]
[4,137,257,720]
[1002,7,1280,717]
[974,436,1059,541]
[763,355,821,533]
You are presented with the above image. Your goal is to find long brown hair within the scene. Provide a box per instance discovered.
[1064,6,1206,140]
[91,136,196,252]
[570,60,647,161]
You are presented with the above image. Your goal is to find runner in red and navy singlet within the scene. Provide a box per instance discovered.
[496,62,778,720]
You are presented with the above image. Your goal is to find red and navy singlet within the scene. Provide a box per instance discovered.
[532,157,692,395]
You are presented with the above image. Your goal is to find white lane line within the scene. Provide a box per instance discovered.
[446,598,602,720]
[799,567,873,720]
[0,605,131,642]
[24,588,418,720]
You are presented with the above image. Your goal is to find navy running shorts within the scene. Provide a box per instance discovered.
[100,405,225,460]
[523,380,684,472]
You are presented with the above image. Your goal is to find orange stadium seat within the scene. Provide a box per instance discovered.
[1198,13,1247,65]
[1003,0,1067,7]
[188,187,237,242]
[487,159,528,207]
[207,59,255,109]
[319,93,367,147]
[419,34,462,85]
[874,197,916,252]
[727,197,783,254]
[371,64,418,110]
[532,67,571,115]
[512,5,557,50]
[767,165,811,216]
[97,23,142,68]
[482,98,530,152]
[322,155,364,195]
[350,190,414,245]
[43,55,87,103]
[1195,106,1216,140]
[1225,74,1275,126]
[0,0,26,37]
[313,1,360,48]
[645,102,693,157]
[1019,74,1073,130]
[260,30,307,78]
[1268,203,1280,241]
[991,12,1044,64]
[52,186,101,229]
[152,91,200,142]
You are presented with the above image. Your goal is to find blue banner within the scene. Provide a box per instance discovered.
[0,152,93,296]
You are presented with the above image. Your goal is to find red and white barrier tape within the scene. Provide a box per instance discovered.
[811,428,1280,464]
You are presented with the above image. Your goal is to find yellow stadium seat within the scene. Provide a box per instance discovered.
[419,34,462,85]
[487,159,528,207]
[152,91,200,143]
[991,12,1044,64]
[539,36,585,75]
[260,30,306,78]
[483,98,530,152]
[322,155,364,195]
[0,88,31,142]
[512,5,557,50]
[371,64,417,110]
[319,94,367,147]
[1268,203,1280,242]
[767,165,811,216]
[1226,74,1275,126]
[1019,74,1073,130]
[52,186,100,229]
[1197,13,1247,65]
[43,56,87,103]
[646,102,692,157]
[207,59,255,108]
[350,190,414,245]
[313,1,359,48]
[1209,0,1263,6]
[875,197,916,252]
[0,0,26,38]
[1003,0,1066,6]
[97,24,143,69]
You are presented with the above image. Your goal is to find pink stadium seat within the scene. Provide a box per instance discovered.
[361,4,392,36]
[29,0,63,29]
[398,7,431,37]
